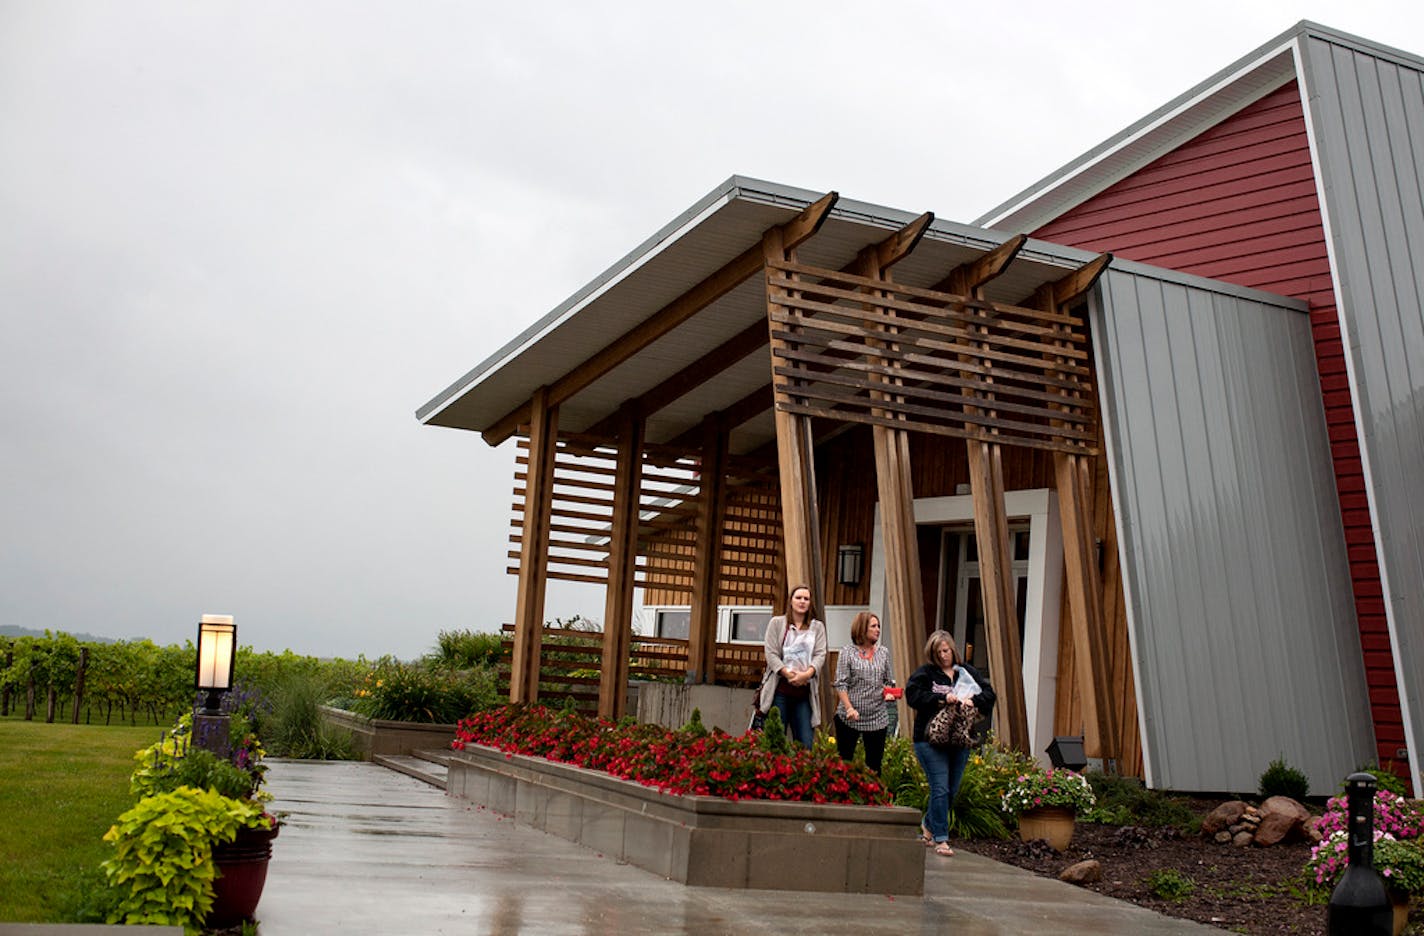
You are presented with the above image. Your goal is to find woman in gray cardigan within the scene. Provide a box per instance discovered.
[757,584,827,747]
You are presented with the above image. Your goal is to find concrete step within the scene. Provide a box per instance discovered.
[372,753,447,790]
[410,747,452,767]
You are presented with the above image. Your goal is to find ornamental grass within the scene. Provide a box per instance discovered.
[453,704,893,806]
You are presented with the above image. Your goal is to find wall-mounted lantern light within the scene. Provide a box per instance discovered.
[195,614,236,715]
[836,543,865,587]
[1046,735,1088,771]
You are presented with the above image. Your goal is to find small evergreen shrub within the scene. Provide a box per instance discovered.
[757,707,792,755]
[1259,756,1310,801]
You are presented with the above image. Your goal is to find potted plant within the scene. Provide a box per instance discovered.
[102,786,274,932]
[104,712,278,931]
[1000,767,1097,850]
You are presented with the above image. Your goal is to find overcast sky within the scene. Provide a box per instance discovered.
[3,1,1422,661]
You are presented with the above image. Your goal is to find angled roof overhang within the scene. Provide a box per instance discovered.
[417,176,1125,455]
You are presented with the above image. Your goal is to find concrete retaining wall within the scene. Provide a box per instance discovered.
[445,743,924,894]
[635,682,754,735]
[318,706,457,759]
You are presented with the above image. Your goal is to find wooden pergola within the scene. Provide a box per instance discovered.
[426,181,1120,758]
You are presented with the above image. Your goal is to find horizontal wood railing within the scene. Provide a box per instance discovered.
[496,624,832,715]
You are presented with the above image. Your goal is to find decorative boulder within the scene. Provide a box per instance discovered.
[1254,796,1310,846]
[1059,860,1102,885]
[1202,800,1249,836]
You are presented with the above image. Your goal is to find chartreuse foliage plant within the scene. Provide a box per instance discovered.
[101,786,271,933]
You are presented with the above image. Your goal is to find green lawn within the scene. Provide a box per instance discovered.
[0,716,158,922]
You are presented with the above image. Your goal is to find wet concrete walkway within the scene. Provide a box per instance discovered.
[258,758,1219,935]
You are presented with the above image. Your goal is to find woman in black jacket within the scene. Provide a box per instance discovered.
[905,629,996,856]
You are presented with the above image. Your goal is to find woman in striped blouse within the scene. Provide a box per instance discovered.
[832,612,896,774]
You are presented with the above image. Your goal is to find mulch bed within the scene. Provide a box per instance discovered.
[948,798,1396,936]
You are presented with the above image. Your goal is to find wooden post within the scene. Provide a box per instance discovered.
[25,668,35,721]
[687,416,730,684]
[859,245,927,734]
[1042,253,1116,761]
[71,647,88,725]
[1,648,11,716]
[966,438,1029,750]
[765,227,819,595]
[947,254,1030,752]
[598,407,644,719]
[510,387,558,704]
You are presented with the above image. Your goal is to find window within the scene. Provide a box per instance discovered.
[730,610,771,643]
[656,609,690,640]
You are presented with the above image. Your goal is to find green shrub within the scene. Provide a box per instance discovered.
[102,786,270,931]
[1146,868,1197,901]
[264,673,357,760]
[948,755,1011,839]
[351,659,498,724]
[1082,771,1200,832]
[1346,763,1409,798]
[430,629,504,669]
[1259,756,1310,801]
[880,735,927,811]
[757,707,792,755]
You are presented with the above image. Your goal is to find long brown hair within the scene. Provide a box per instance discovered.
[781,584,820,629]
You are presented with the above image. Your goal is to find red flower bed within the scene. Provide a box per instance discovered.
[453,705,892,806]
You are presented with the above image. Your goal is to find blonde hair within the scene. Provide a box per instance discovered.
[923,629,961,667]
[849,611,880,646]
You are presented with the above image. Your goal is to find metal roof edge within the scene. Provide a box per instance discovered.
[973,22,1319,231]
[1100,250,1309,312]
[1294,20,1424,72]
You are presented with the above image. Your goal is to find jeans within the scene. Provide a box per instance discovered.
[772,692,814,748]
[914,742,971,843]
[834,715,888,774]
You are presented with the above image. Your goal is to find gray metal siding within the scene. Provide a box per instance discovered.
[1095,268,1374,793]
[1301,34,1424,787]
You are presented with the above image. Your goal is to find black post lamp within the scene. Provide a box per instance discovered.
[195,614,236,715]
[836,543,864,587]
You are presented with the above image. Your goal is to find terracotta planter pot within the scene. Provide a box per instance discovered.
[210,823,279,928]
[1017,806,1075,851]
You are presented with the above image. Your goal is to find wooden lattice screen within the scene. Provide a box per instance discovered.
[510,433,782,605]
[765,259,1097,455]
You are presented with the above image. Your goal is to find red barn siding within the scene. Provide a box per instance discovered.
[1034,83,1404,774]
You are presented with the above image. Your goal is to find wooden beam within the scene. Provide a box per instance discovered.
[583,321,768,438]
[876,212,934,272]
[687,416,729,683]
[510,388,558,703]
[481,192,839,446]
[932,233,1027,293]
[1052,253,1112,307]
[598,406,644,719]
